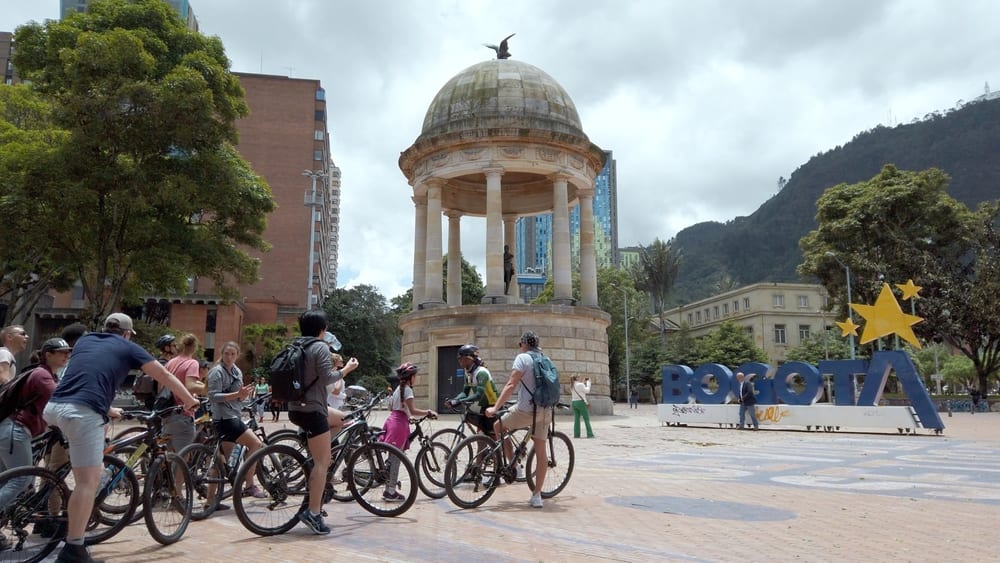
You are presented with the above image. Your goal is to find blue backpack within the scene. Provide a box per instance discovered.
[524,351,561,408]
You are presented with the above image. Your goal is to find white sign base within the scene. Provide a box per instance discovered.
[657,403,939,434]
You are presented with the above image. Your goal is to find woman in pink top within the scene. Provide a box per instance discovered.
[161,334,207,452]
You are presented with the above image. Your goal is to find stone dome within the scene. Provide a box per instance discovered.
[418,59,586,142]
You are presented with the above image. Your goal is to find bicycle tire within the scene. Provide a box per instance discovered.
[429,428,464,452]
[142,453,193,545]
[415,441,450,499]
[107,444,150,524]
[264,429,304,448]
[232,444,309,536]
[0,466,68,562]
[444,435,500,509]
[178,443,225,521]
[109,425,146,443]
[346,442,417,517]
[525,430,575,498]
[84,455,141,544]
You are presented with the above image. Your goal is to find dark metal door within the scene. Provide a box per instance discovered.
[436,345,464,409]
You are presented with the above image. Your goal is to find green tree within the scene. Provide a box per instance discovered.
[786,329,851,364]
[631,238,682,344]
[663,322,703,367]
[697,321,768,367]
[596,268,649,396]
[322,284,398,389]
[799,164,1000,392]
[631,338,668,403]
[6,1,273,325]
[241,323,293,378]
[941,354,977,392]
[442,255,485,305]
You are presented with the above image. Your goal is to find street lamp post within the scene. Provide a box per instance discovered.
[825,252,856,360]
[611,284,631,403]
[303,169,327,309]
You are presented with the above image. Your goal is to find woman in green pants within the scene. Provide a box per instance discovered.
[570,375,595,438]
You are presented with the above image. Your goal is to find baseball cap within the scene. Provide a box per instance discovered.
[103,312,136,335]
[42,338,72,353]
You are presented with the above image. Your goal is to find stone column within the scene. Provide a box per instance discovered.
[551,172,574,304]
[421,178,445,308]
[445,210,462,306]
[483,166,506,303]
[578,186,598,307]
[503,214,520,303]
[411,192,427,309]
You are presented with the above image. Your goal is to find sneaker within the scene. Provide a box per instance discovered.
[297,508,331,535]
[243,484,268,499]
[530,493,543,509]
[516,465,526,480]
[382,490,406,502]
[55,542,105,563]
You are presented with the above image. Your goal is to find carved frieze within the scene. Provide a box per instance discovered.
[429,152,450,168]
[501,146,524,159]
[537,148,560,162]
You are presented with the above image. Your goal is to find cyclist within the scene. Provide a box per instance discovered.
[160,334,206,454]
[43,313,198,563]
[206,341,268,506]
[288,310,358,535]
[486,331,551,509]
[380,363,436,501]
[444,344,499,438]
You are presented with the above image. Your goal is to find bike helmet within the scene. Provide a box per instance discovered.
[457,344,479,357]
[395,362,419,380]
[155,334,176,350]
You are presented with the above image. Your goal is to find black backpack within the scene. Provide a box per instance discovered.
[269,337,321,402]
[0,366,41,422]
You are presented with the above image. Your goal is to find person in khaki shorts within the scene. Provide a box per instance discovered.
[486,331,552,509]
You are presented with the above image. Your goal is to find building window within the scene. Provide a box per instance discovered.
[798,295,810,308]
[314,130,324,141]
[696,311,701,323]
[743,297,750,310]
[713,306,719,319]
[687,313,693,324]
[723,303,729,316]
[774,324,787,344]
[799,324,810,341]
[313,150,323,161]
[744,326,754,338]
[733,300,739,313]
[205,308,217,333]
[704,308,710,321]
[315,88,326,101]
[314,109,325,121]
[773,294,785,308]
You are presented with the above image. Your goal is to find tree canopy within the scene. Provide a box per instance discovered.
[322,284,399,390]
[799,164,1000,392]
[630,238,681,343]
[3,0,273,326]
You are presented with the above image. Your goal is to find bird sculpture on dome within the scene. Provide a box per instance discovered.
[484,33,515,59]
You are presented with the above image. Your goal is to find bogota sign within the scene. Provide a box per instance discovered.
[657,281,945,433]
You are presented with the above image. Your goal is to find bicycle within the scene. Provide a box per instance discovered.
[407,414,451,499]
[443,403,575,509]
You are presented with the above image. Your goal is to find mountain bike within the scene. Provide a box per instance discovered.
[443,403,575,509]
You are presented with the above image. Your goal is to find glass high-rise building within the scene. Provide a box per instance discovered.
[515,150,618,278]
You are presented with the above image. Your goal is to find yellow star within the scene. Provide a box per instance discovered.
[835,317,860,337]
[850,283,924,348]
[895,279,922,300]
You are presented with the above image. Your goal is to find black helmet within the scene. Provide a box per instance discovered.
[396,362,419,380]
[457,344,479,358]
[155,334,176,350]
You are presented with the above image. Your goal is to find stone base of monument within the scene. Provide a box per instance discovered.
[400,304,612,415]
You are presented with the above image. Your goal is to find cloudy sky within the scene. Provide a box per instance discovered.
[4,0,997,301]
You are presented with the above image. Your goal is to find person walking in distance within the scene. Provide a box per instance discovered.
[735,372,759,430]
[0,324,30,383]
[486,331,552,509]
[254,376,269,422]
[570,375,595,439]
[288,310,358,535]
[629,388,639,409]
[379,363,437,501]
[43,313,198,563]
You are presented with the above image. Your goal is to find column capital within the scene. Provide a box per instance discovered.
[548,170,573,182]
[411,194,427,205]
[483,165,505,178]
[443,209,462,219]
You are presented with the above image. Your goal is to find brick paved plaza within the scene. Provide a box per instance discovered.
[72,405,998,562]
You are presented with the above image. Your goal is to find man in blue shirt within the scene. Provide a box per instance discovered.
[43,313,198,563]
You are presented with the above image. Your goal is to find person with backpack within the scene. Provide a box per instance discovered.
[206,341,267,505]
[43,313,198,563]
[287,309,358,535]
[379,363,437,501]
[158,334,206,453]
[0,324,30,384]
[0,337,71,549]
[132,334,177,409]
[486,331,554,509]
[445,344,499,438]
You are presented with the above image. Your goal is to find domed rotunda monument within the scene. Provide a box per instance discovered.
[398,54,612,415]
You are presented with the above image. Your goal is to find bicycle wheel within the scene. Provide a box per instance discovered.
[110,425,146,443]
[415,441,450,499]
[142,453,193,545]
[178,443,225,521]
[232,444,309,536]
[264,429,304,448]
[84,455,141,544]
[346,442,416,517]
[525,430,575,498]
[444,435,500,509]
[0,466,68,563]
[108,444,151,523]
[429,428,464,452]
